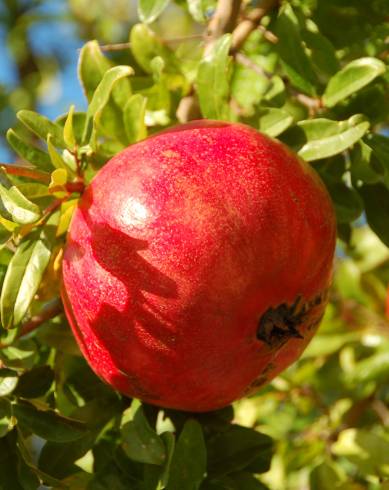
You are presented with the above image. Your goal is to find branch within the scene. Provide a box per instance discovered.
[207,0,243,43]
[231,0,280,52]
[0,298,63,349]
[1,164,50,184]
[235,52,272,79]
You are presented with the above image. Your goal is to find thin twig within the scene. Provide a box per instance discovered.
[258,24,278,44]
[0,298,63,349]
[1,164,50,184]
[97,34,206,52]
[235,52,272,78]
[231,0,280,52]
[207,0,243,43]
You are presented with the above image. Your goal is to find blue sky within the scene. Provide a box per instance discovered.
[0,0,86,161]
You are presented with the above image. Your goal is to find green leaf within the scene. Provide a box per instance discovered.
[310,461,344,490]
[63,105,76,148]
[166,419,206,490]
[13,400,86,442]
[78,40,112,101]
[17,110,66,148]
[332,429,389,477]
[187,0,206,23]
[0,170,41,224]
[350,140,382,184]
[138,0,170,23]
[123,94,147,143]
[302,28,340,78]
[38,433,97,479]
[0,229,54,329]
[297,115,370,161]
[159,431,175,489]
[323,57,386,107]
[197,34,232,120]
[207,425,273,479]
[358,184,389,246]
[82,65,134,144]
[6,129,52,171]
[0,431,40,490]
[121,405,166,465]
[231,63,269,116]
[259,108,293,137]
[276,4,318,96]
[0,368,18,396]
[130,24,181,75]
[350,351,389,384]
[365,134,389,184]
[323,180,363,223]
[14,365,54,398]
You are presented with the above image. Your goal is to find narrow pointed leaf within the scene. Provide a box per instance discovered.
[138,0,170,23]
[0,229,53,328]
[323,57,386,108]
[17,110,66,148]
[6,129,52,171]
[82,66,134,144]
[197,34,232,120]
[63,105,76,148]
[123,94,147,143]
[166,419,206,490]
[298,115,370,161]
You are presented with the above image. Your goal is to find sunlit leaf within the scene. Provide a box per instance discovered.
[323,57,386,107]
[63,105,76,149]
[82,66,134,144]
[123,94,147,144]
[78,41,112,101]
[0,169,41,225]
[0,227,55,329]
[17,110,66,148]
[297,115,369,161]
[6,129,52,171]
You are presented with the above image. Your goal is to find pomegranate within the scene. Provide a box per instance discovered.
[62,120,336,412]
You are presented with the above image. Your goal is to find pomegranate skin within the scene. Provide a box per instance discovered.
[62,120,336,412]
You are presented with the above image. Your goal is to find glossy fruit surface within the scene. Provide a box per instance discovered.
[62,120,336,412]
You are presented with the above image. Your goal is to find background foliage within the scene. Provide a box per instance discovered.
[0,0,389,489]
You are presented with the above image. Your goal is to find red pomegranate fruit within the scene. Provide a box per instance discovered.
[62,120,336,412]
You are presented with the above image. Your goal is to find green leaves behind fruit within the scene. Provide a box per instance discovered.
[323,57,386,108]
[197,34,232,120]
[297,115,370,161]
